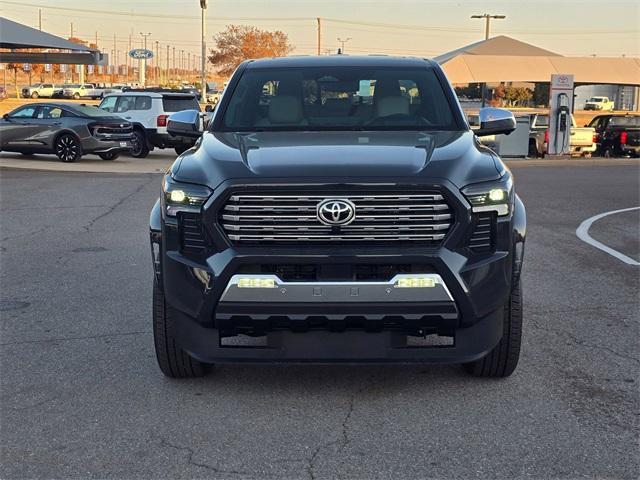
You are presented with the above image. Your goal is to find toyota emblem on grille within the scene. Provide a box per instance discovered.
[316,199,356,226]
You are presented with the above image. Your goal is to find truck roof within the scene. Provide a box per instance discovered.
[246,55,434,69]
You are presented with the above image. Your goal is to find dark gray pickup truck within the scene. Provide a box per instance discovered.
[150,55,526,378]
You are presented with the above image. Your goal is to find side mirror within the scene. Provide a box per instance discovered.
[167,110,202,139]
[475,108,516,137]
[2,113,9,120]
[204,104,213,113]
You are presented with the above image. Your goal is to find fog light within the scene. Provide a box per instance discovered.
[237,277,277,288]
[488,188,506,202]
[395,277,436,288]
[193,267,210,286]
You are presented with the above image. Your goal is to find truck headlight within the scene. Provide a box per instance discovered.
[462,174,513,216]
[162,175,212,216]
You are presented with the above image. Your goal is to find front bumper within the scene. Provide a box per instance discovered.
[153,180,523,364]
[81,136,133,153]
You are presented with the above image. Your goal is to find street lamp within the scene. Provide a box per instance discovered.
[200,0,208,102]
[337,37,352,54]
[470,14,506,107]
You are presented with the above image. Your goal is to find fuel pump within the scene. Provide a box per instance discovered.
[554,92,570,154]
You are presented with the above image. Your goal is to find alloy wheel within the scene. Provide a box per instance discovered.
[55,135,80,162]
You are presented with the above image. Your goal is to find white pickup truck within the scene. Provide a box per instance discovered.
[529,113,596,157]
[62,84,110,100]
[584,96,615,111]
[21,83,61,99]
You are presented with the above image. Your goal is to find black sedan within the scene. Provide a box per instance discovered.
[0,103,134,162]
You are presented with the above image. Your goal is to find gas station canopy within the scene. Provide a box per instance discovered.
[436,36,640,86]
[0,17,105,65]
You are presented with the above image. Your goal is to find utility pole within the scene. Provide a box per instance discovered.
[316,18,321,55]
[38,9,42,30]
[172,47,176,81]
[70,22,73,38]
[167,45,170,84]
[113,34,117,80]
[200,0,208,101]
[337,37,352,53]
[471,13,506,107]
[140,32,151,87]
[128,33,132,84]
[155,40,160,84]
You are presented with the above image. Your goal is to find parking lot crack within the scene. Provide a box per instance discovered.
[159,438,249,476]
[83,175,155,231]
[530,318,640,365]
[306,374,376,480]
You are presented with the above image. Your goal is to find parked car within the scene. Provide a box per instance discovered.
[584,96,615,111]
[528,113,595,157]
[588,114,640,157]
[0,86,7,100]
[21,83,61,99]
[98,90,200,157]
[149,55,525,379]
[0,102,134,162]
[62,83,108,100]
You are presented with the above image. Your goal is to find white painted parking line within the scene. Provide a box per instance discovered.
[576,207,640,266]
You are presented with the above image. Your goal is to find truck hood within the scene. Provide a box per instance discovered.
[172,130,503,190]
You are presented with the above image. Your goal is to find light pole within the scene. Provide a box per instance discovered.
[139,32,151,87]
[337,37,352,54]
[471,14,505,107]
[200,0,208,102]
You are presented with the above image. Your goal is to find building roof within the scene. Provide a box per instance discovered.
[434,35,560,64]
[435,35,640,86]
[0,17,96,51]
[441,54,640,85]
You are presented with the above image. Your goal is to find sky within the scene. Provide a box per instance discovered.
[1,0,639,63]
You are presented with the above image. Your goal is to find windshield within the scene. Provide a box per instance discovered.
[589,97,604,102]
[609,116,640,127]
[220,66,458,131]
[162,95,200,112]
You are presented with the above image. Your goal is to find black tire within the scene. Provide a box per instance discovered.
[153,280,208,378]
[99,152,120,160]
[464,278,522,378]
[174,145,190,155]
[54,134,82,163]
[603,147,612,158]
[130,130,150,158]
[31,92,39,99]
[528,140,538,158]
[73,93,80,100]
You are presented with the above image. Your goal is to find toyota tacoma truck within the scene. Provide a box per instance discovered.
[150,56,526,378]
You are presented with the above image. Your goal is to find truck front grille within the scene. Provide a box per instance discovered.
[220,191,453,245]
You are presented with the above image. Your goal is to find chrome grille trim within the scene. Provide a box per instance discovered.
[220,191,453,244]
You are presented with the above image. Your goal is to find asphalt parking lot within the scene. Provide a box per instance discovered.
[1,161,639,479]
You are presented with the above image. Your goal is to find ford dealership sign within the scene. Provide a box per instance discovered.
[129,49,154,60]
